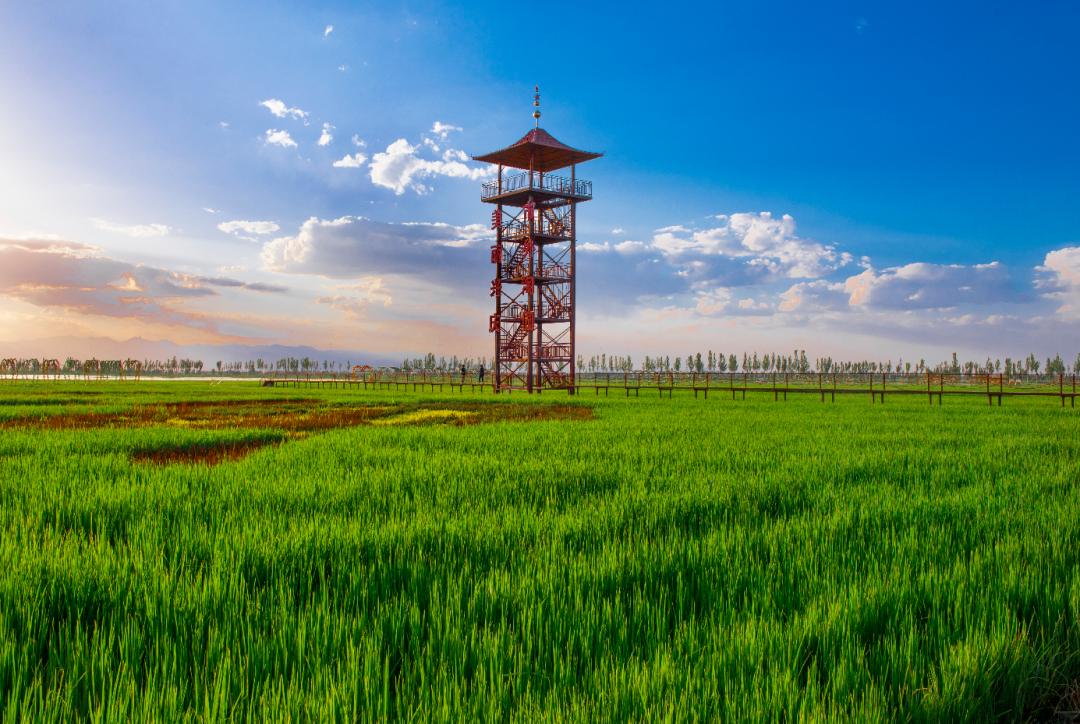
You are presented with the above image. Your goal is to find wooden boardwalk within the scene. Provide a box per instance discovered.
[262,372,1078,408]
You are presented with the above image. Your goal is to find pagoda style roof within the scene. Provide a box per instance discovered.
[472,128,602,173]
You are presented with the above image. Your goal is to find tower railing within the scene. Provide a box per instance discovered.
[501,215,571,239]
[482,173,592,200]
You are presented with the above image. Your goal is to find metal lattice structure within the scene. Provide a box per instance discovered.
[472,89,602,393]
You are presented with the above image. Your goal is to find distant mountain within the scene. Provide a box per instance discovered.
[3,336,413,368]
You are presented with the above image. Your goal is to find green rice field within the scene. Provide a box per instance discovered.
[1,382,1078,722]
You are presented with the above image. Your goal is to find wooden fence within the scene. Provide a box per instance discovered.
[261,370,1078,408]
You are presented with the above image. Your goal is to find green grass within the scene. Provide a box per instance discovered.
[0,381,1078,722]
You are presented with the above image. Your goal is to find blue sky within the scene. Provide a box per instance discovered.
[2,0,1078,364]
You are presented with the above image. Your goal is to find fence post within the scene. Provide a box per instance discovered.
[870,372,874,404]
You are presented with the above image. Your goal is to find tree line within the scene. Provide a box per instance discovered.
[4,350,1077,379]
[578,350,1080,376]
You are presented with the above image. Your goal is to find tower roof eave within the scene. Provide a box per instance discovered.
[472,128,602,173]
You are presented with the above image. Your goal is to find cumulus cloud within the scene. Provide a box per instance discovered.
[312,277,394,317]
[842,261,1024,310]
[615,241,648,254]
[612,228,625,234]
[0,237,287,329]
[92,219,170,237]
[0,237,103,257]
[431,122,462,140]
[205,277,289,293]
[352,135,366,147]
[333,153,367,168]
[218,220,280,236]
[776,280,850,313]
[325,25,333,36]
[259,99,308,120]
[369,139,494,194]
[260,216,492,288]
[265,129,297,148]
[318,123,334,146]
[203,208,219,213]
[650,213,851,280]
[1035,246,1080,314]
[580,242,612,252]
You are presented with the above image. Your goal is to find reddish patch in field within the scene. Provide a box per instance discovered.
[132,438,281,467]
[1,399,389,432]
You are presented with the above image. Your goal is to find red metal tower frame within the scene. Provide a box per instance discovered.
[472,96,602,393]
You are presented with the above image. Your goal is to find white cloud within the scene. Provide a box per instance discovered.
[333,153,367,168]
[218,220,280,236]
[693,288,732,315]
[369,139,493,194]
[318,123,334,146]
[265,129,297,148]
[203,208,219,213]
[400,221,490,248]
[579,242,612,252]
[776,280,850,313]
[310,280,393,319]
[0,238,289,330]
[260,216,493,286]
[220,265,248,272]
[431,122,462,140]
[259,100,308,120]
[649,213,852,280]
[615,241,648,254]
[220,122,228,127]
[612,228,625,234]
[842,262,1021,310]
[352,135,366,147]
[322,278,393,308]
[338,65,346,71]
[92,219,170,237]
[1035,246,1080,314]
[325,25,333,36]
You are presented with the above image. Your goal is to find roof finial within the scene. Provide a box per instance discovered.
[533,86,541,128]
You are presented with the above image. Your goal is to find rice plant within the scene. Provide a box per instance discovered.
[0,382,1077,722]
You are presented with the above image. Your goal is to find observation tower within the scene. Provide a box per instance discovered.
[472,88,602,393]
